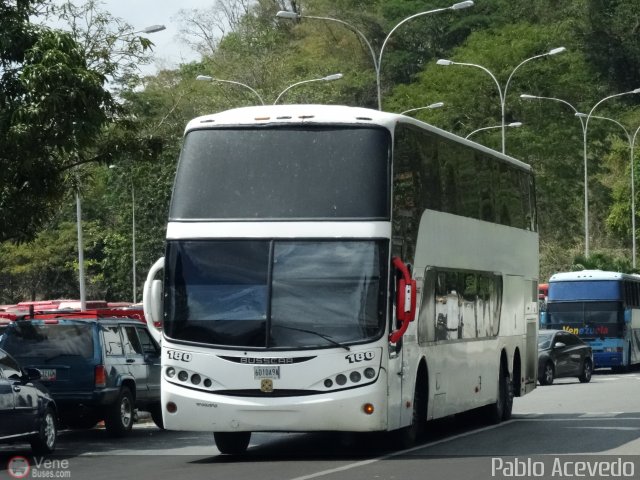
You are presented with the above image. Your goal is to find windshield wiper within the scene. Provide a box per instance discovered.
[272,325,350,351]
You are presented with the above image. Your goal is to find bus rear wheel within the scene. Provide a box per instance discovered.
[214,431,251,455]
[488,364,512,423]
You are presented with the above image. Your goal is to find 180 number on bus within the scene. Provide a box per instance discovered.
[345,351,375,363]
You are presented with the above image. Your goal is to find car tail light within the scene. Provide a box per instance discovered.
[95,365,107,388]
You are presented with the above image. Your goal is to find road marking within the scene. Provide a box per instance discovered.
[568,426,640,431]
[288,421,514,480]
[579,412,623,417]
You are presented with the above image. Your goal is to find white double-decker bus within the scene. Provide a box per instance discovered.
[143,104,539,454]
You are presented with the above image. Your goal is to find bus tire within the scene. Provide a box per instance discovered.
[214,432,251,455]
[396,374,428,449]
[488,364,511,424]
[578,359,592,383]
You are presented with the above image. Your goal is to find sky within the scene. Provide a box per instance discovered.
[99,0,208,74]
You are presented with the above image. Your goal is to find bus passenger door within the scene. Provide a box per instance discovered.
[388,257,418,431]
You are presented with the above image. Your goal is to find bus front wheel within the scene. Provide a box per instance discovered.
[214,431,251,455]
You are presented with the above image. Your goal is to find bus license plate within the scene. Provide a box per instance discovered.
[254,366,280,380]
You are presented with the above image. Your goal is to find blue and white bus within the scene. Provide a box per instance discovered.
[545,270,640,371]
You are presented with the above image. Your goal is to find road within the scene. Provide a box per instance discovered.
[2,370,639,480]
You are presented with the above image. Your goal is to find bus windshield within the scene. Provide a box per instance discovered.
[169,126,391,221]
[546,301,623,337]
[164,240,387,349]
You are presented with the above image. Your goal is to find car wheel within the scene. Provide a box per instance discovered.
[30,406,57,454]
[579,359,593,383]
[214,432,251,455]
[540,362,554,386]
[105,386,134,437]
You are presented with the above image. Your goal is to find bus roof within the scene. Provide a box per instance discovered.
[549,270,640,282]
[184,104,531,171]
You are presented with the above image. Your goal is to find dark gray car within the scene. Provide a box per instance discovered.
[0,347,58,453]
[538,329,593,385]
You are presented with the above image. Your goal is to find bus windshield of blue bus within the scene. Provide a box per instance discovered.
[163,239,387,349]
[169,126,391,221]
[546,301,623,338]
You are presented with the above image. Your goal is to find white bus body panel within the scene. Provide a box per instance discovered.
[161,344,388,432]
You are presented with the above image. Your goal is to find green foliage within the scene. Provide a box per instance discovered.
[3,0,640,302]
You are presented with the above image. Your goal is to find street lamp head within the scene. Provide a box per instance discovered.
[436,59,454,66]
[575,112,587,118]
[520,94,538,100]
[547,47,566,56]
[428,102,445,109]
[276,10,300,19]
[451,1,474,9]
[507,122,523,127]
[632,88,640,94]
[196,75,213,81]
[323,73,343,81]
[140,24,166,34]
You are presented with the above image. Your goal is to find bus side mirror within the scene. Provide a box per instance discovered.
[143,257,165,344]
[389,256,416,343]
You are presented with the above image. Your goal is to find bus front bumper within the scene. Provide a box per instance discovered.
[160,376,389,433]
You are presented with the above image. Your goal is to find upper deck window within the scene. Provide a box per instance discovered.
[170,126,391,221]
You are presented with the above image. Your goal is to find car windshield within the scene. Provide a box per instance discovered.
[0,322,94,361]
[538,333,553,350]
[164,239,388,349]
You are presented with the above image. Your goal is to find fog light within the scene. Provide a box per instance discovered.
[178,370,188,381]
[364,368,376,379]
[166,402,177,413]
[336,374,347,386]
[191,374,201,385]
[350,371,361,383]
[363,403,374,415]
[324,379,333,388]
[166,367,176,378]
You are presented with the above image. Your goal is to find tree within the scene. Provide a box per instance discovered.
[0,0,113,243]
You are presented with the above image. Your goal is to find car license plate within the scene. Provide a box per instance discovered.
[39,369,56,381]
[254,366,280,380]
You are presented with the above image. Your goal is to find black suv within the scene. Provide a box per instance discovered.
[0,347,58,453]
[0,314,162,436]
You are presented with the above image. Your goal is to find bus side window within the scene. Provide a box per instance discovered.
[418,268,436,344]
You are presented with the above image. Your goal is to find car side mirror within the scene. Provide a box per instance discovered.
[25,368,42,381]
[554,342,566,349]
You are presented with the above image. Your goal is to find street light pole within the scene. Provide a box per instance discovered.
[437,47,565,153]
[131,184,137,303]
[400,102,444,116]
[275,11,378,83]
[276,2,474,111]
[273,73,343,104]
[377,1,473,111]
[465,122,522,140]
[578,89,640,259]
[195,75,265,105]
[76,193,86,310]
[75,25,164,311]
[577,113,638,268]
